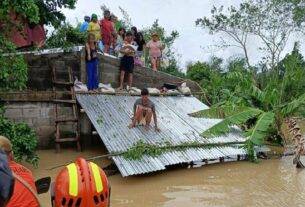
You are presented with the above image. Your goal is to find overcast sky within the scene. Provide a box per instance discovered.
[63,0,303,68]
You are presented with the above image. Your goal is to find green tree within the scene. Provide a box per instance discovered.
[191,47,305,161]
[196,0,301,70]
[45,23,87,49]
[0,0,40,90]
[35,0,77,28]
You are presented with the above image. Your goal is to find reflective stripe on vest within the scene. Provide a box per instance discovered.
[90,162,103,193]
[66,163,78,196]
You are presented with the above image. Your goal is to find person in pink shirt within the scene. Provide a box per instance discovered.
[146,33,164,71]
[100,10,115,54]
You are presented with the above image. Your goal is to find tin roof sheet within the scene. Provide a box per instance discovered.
[77,94,247,177]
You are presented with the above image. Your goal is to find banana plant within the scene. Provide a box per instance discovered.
[191,90,305,158]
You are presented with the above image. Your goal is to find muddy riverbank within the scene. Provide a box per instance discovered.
[27,148,305,207]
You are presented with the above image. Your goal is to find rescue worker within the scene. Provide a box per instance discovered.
[0,149,14,207]
[0,136,40,207]
[52,157,110,207]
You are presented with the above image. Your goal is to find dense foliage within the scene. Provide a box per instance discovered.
[45,23,87,49]
[188,43,305,160]
[0,1,40,91]
[35,0,77,28]
[191,0,305,160]
[0,107,38,165]
[0,37,28,91]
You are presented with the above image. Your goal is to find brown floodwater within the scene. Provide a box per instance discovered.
[26,148,305,207]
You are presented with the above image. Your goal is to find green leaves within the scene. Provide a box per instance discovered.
[45,23,87,50]
[190,106,251,119]
[0,0,40,24]
[245,112,275,145]
[0,109,38,166]
[202,108,263,137]
[123,140,245,160]
[0,53,28,91]
[281,93,305,117]
[123,140,163,160]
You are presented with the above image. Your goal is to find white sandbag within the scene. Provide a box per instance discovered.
[101,87,115,94]
[166,89,181,96]
[99,83,115,94]
[74,79,88,92]
[129,87,141,96]
[147,88,161,96]
[99,83,112,89]
[178,82,191,95]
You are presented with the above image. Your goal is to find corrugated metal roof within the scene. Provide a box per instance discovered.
[76,94,247,177]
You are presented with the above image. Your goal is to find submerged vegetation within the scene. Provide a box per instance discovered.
[123,140,244,160]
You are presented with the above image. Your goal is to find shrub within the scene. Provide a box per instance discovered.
[0,107,38,166]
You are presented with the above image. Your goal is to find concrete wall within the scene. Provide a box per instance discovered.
[4,102,55,148]
[23,49,201,92]
[24,51,82,90]
[99,54,201,90]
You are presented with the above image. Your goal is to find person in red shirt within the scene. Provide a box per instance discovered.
[100,10,114,54]
[0,136,39,207]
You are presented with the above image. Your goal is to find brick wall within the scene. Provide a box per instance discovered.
[3,102,92,148]
[4,103,55,147]
[24,51,82,90]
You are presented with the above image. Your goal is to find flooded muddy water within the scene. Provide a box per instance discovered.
[27,148,305,207]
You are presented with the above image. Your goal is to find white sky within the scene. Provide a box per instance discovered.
[63,0,304,69]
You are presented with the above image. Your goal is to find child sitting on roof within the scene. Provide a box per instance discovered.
[129,88,161,132]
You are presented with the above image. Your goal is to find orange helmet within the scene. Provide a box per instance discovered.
[53,158,110,207]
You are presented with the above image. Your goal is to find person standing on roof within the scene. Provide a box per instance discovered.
[100,10,115,54]
[0,136,39,207]
[85,33,99,92]
[146,33,165,71]
[131,27,146,58]
[110,14,118,55]
[114,27,126,56]
[88,14,101,46]
[129,88,161,132]
[118,31,136,91]
[80,16,91,32]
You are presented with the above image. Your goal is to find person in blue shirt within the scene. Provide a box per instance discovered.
[80,16,90,32]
